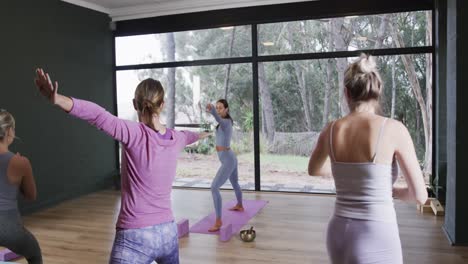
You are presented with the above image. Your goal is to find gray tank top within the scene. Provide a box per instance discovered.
[330,118,399,222]
[0,152,18,211]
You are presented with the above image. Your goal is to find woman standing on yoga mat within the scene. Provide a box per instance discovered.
[34,68,210,264]
[308,54,427,264]
[0,110,42,264]
[206,100,243,232]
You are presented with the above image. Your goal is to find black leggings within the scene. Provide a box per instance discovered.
[0,210,42,264]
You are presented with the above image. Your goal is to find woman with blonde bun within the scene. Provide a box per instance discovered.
[308,54,428,264]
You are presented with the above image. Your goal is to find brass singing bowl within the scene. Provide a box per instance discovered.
[239,229,256,242]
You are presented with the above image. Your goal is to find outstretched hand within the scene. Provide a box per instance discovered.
[33,68,73,112]
[199,131,212,139]
[206,103,213,112]
[35,68,58,104]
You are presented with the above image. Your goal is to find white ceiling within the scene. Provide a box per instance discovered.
[61,0,316,21]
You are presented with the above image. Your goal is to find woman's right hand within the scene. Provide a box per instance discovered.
[206,103,213,112]
[35,68,58,104]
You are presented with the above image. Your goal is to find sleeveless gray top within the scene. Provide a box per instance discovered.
[0,152,18,211]
[330,118,399,222]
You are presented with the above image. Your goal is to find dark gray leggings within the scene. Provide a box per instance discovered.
[0,210,42,264]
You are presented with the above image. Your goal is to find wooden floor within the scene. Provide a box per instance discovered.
[6,189,468,264]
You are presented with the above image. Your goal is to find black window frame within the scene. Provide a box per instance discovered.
[112,0,436,193]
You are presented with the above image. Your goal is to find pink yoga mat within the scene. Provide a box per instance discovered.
[190,199,268,235]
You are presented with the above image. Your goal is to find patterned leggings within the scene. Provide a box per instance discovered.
[0,210,42,264]
[109,221,179,264]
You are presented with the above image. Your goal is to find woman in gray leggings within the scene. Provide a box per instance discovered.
[0,110,42,264]
[206,100,243,232]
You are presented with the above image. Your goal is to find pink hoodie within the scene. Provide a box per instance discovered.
[69,98,199,229]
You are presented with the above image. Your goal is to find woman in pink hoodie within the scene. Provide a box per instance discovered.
[34,68,210,264]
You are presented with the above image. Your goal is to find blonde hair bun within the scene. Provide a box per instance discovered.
[0,110,15,141]
[357,54,377,74]
[343,53,383,105]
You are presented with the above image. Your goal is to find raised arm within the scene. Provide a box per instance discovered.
[392,121,428,205]
[34,68,73,112]
[308,123,332,176]
[206,103,230,129]
[34,68,142,146]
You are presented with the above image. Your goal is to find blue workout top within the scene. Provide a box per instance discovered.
[0,152,18,211]
[209,106,233,147]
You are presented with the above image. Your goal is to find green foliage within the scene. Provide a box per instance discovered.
[237,152,309,172]
[127,11,431,166]
[200,123,211,132]
[186,136,215,155]
[259,153,309,172]
[231,135,253,155]
[242,111,254,132]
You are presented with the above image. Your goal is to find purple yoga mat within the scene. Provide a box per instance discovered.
[190,199,268,235]
[0,248,19,261]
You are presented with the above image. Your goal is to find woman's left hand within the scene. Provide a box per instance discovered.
[35,68,59,104]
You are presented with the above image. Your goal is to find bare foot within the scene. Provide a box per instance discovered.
[208,219,222,232]
[229,204,245,212]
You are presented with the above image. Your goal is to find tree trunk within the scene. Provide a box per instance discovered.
[164,33,176,128]
[300,22,315,130]
[416,107,421,146]
[374,14,390,49]
[224,27,236,99]
[375,14,395,117]
[390,15,432,176]
[292,64,313,130]
[261,107,266,135]
[323,22,334,126]
[287,24,313,131]
[424,11,433,175]
[391,57,397,118]
[181,107,194,123]
[323,59,332,126]
[331,18,349,117]
[258,62,275,144]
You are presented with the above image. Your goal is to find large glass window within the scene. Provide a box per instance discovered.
[115,10,433,193]
[258,11,430,55]
[116,64,254,190]
[258,53,431,192]
[115,25,252,66]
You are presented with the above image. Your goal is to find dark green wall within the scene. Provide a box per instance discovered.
[435,0,447,203]
[0,0,116,213]
[444,0,468,245]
